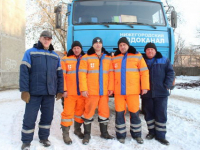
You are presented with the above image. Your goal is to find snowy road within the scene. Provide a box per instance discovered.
[0,76,200,150]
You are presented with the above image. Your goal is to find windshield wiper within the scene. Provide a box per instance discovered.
[101,22,134,28]
[75,22,109,28]
[132,22,157,29]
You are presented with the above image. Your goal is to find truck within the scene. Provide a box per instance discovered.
[55,0,177,63]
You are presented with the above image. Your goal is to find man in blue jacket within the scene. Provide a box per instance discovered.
[19,31,63,150]
[141,42,174,146]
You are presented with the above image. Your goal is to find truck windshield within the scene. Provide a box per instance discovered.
[73,1,166,26]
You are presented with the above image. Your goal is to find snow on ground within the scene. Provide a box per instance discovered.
[0,76,200,150]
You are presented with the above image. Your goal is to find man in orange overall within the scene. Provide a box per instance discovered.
[79,37,114,145]
[60,41,85,145]
[112,37,149,144]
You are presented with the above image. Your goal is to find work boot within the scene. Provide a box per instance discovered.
[61,125,72,145]
[146,133,155,140]
[21,143,30,150]
[39,139,51,147]
[117,138,125,144]
[74,121,84,139]
[133,137,144,144]
[82,123,91,145]
[155,138,170,145]
[99,123,114,139]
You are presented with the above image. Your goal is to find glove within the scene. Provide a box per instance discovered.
[81,91,88,98]
[56,93,63,100]
[21,92,30,103]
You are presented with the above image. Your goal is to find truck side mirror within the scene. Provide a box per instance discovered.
[54,5,62,29]
[171,10,177,28]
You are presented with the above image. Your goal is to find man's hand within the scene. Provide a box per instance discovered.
[21,92,30,103]
[141,89,148,95]
[81,91,89,98]
[56,93,63,100]
[108,90,114,96]
[62,91,68,98]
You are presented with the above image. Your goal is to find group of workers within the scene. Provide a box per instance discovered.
[19,30,174,150]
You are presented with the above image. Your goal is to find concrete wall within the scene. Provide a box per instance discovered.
[0,0,26,90]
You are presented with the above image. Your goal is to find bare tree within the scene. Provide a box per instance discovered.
[26,0,69,51]
[174,33,186,66]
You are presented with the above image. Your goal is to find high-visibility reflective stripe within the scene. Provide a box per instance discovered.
[104,57,111,60]
[39,125,51,129]
[115,128,126,134]
[21,61,31,68]
[82,115,93,120]
[139,67,148,71]
[99,115,107,120]
[115,69,121,72]
[84,122,91,125]
[22,129,34,134]
[99,120,109,123]
[148,125,155,129]
[130,127,141,132]
[115,124,126,128]
[155,127,166,131]
[30,52,58,58]
[81,57,98,61]
[57,67,62,70]
[61,59,67,62]
[103,70,108,74]
[79,69,87,73]
[130,123,141,128]
[127,55,142,60]
[87,56,99,59]
[63,70,67,73]
[155,121,166,126]
[67,71,76,74]
[61,119,73,122]
[109,69,114,72]
[62,58,77,62]
[112,56,124,60]
[126,68,139,72]
[113,55,142,60]
[114,68,139,72]
[74,115,82,119]
[147,119,155,124]
[81,57,87,61]
[88,70,99,73]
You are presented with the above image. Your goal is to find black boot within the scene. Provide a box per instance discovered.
[39,139,51,147]
[117,138,125,144]
[155,138,170,145]
[74,121,84,139]
[61,125,72,145]
[146,133,155,140]
[21,143,31,150]
[99,123,114,139]
[82,123,91,145]
[133,137,144,144]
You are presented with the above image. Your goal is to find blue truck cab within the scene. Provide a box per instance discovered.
[56,0,177,62]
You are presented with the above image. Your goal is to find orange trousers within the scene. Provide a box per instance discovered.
[61,95,85,127]
[114,94,140,113]
[82,95,109,120]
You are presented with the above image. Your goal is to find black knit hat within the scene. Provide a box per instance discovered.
[71,41,82,49]
[118,37,129,47]
[144,42,157,52]
[92,37,103,45]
